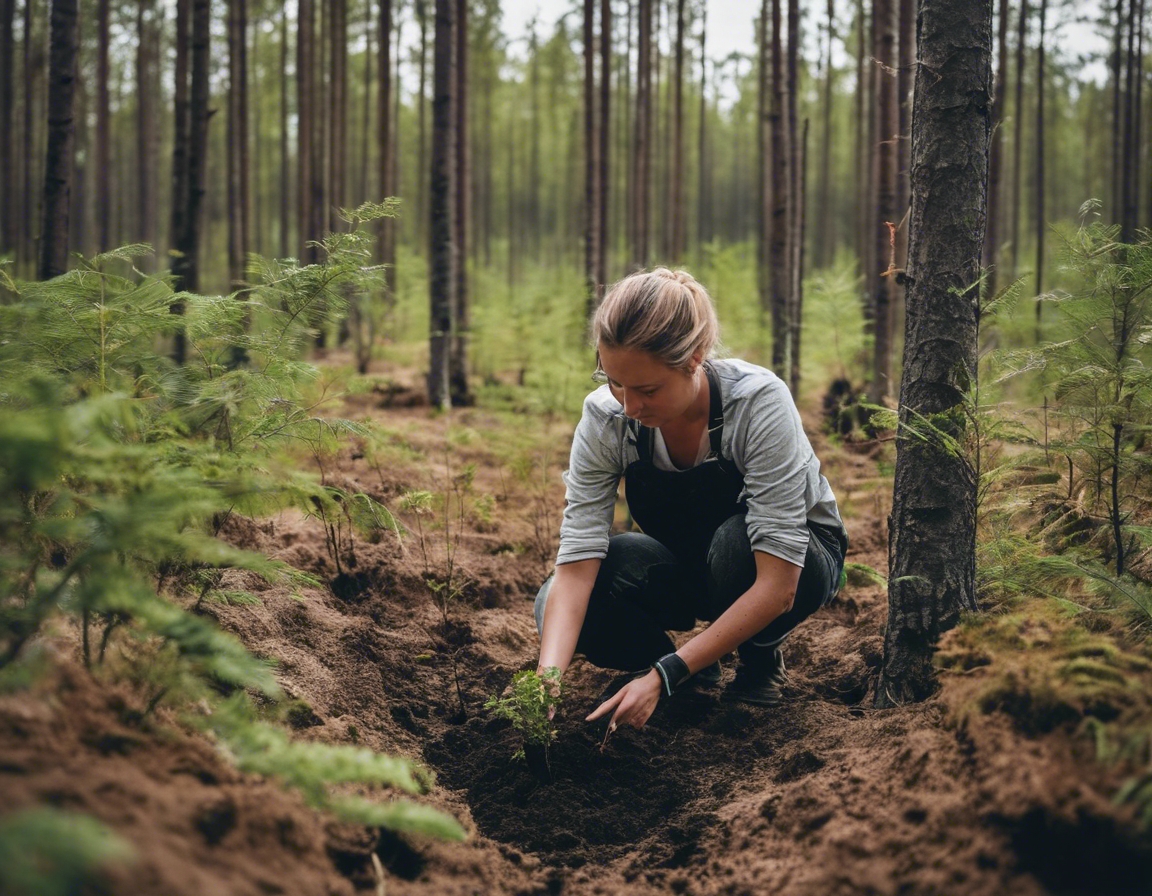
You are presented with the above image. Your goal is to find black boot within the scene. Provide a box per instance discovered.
[722,645,788,706]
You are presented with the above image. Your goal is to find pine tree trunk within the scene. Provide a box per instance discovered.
[21,0,38,272]
[228,0,250,291]
[868,0,898,404]
[378,0,394,301]
[170,0,190,271]
[670,0,685,262]
[360,1,372,205]
[597,0,610,290]
[983,0,1008,294]
[136,0,158,263]
[633,0,651,269]
[298,0,314,259]
[428,0,455,410]
[583,0,599,309]
[0,0,15,257]
[855,0,871,298]
[769,0,790,374]
[1112,1,1125,230]
[697,4,708,251]
[877,0,990,708]
[790,118,808,398]
[330,0,347,222]
[1121,0,1140,241]
[815,0,834,270]
[1034,0,1046,330]
[416,0,428,253]
[757,2,770,320]
[449,0,471,405]
[786,0,799,380]
[38,0,78,280]
[896,0,914,272]
[1010,0,1027,279]
[279,5,290,259]
[95,0,110,251]
[183,0,210,288]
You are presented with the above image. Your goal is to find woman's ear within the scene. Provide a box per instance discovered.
[688,350,704,374]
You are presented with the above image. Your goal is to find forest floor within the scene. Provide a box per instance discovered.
[3,355,1152,895]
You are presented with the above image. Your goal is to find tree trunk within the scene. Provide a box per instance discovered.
[330,0,347,221]
[697,3,708,251]
[298,0,314,259]
[983,0,1008,294]
[1121,0,1140,241]
[583,0,599,309]
[428,0,455,410]
[1112,1,1125,230]
[95,0,110,251]
[790,118,808,398]
[228,0,250,290]
[279,5,290,259]
[136,0,158,263]
[597,0,610,291]
[0,0,13,257]
[769,0,790,374]
[416,0,428,253]
[877,0,991,708]
[855,0,871,298]
[38,0,79,280]
[896,0,914,272]
[22,0,40,271]
[758,2,770,323]
[1010,0,1027,279]
[670,0,685,262]
[449,0,471,405]
[633,0,651,269]
[786,0,799,381]
[182,0,210,289]
[868,0,898,404]
[815,0,834,269]
[1034,0,1046,334]
[378,0,394,300]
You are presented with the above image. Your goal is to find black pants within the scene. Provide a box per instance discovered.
[535,515,845,672]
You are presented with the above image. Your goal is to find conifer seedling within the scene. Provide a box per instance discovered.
[485,667,562,782]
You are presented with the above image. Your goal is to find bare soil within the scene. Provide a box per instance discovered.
[3,366,1152,895]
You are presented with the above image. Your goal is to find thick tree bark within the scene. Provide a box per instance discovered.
[877,0,991,707]
[95,0,110,251]
[428,0,455,410]
[449,0,471,405]
[228,0,250,290]
[1,0,16,256]
[633,0,651,269]
[38,0,79,280]
[983,0,1009,294]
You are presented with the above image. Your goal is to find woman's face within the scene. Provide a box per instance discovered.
[596,344,704,428]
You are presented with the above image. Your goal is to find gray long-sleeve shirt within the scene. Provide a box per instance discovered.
[557,358,843,568]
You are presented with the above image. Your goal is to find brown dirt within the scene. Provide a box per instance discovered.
[4,363,1152,895]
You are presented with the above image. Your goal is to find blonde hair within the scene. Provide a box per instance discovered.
[592,268,720,370]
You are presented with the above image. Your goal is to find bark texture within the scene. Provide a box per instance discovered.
[39,0,79,280]
[877,0,991,708]
[427,0,455,409]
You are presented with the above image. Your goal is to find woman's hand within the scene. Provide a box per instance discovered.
[585,669,663,731]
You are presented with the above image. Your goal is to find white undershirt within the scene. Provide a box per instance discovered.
[651,426,712,472]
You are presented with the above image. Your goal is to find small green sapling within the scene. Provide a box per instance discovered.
[485,667,563,779]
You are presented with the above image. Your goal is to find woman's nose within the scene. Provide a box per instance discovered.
[622,391,643,418]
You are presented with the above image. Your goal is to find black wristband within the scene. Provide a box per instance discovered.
[652,653,691,697]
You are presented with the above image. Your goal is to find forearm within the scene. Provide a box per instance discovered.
[537,558,601,674]
[676,552,801,674]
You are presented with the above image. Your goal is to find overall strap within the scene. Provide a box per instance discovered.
[704,361,724,457]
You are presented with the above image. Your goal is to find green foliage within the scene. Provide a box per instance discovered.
[485,667,563,759]
[0,233,462,842]
[1001,218,1152,575]
[0,807,134,896]
[205,696,466,841]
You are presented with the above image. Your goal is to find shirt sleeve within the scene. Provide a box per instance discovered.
[556,393,625,565]
[737,379,813,567]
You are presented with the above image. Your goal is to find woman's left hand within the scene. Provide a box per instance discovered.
[586,669,663,731]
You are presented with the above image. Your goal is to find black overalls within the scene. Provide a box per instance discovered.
[535,362,846,673]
